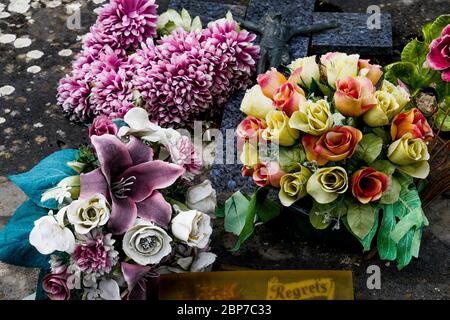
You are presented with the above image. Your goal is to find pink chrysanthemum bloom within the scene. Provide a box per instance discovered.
[72,231,119,275]
[202,19,259,106]
[82,25,128,59]
[133,49,213,127]
[57,71,92,123]
[157,28,205,58]
[91,68,134,118]
[97,0,158,51]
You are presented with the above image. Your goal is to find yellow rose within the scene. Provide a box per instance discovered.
[262,110,299,146]
[387,133,430,179]
[240,84,275,120]
[289,99,333,135]
[363,91,401,127]
[279,166,312,207]
[306,166,348,204]
[320,52,360,88]
[288,55,320,88]
[239,141,259,167]
[381,80,410,109]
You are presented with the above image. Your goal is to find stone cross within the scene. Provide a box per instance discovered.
[167,0,393,202]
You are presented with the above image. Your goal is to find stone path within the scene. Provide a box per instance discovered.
[0,0,449,300]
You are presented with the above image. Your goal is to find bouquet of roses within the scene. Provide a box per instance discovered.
[57,0,259,128]
[225,52,434,269]
[0,107,217,300]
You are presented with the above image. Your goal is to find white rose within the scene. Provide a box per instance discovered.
[186,180,217,214]
[174,252,217,272]
[320,52,359,88]
[240,85,274,120]
[66,193,110,234]
[288,55,320,88]
[381,80,411,109]
[123,219,172,265]
[29,209,75,255]
[171,209,212,249]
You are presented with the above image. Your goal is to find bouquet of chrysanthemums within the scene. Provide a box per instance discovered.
[57,0,259,127]
[0,107,218,300]
[224,52,434,270]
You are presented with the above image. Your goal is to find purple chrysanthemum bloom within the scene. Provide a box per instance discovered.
[73,231,119,274]
[97,0,158,51]
[57,71,92,123]
[91,68,134,118]
[202,19,259,107]
[133,49,213,127]
[82,25,128,60]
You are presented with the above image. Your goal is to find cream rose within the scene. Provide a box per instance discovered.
[123,219,173,265]
[186,180,217,215]
[288,55,320,88]
[381,80,410,109]
[66,193,110,234]
[289,99,333,135]
[320,52,360,88]
[306,167,349,204]
[171,209,212,249]
[387,133,430,179]
[363,91,401,127]
[262,110,300,146]
[240,85,275,120]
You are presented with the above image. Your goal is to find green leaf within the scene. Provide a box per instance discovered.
[384,62,423,92]
[436,82,450,103]
[224,191,250,236]
[9,149,79,210]
[257,197,281,223]
[371,160,397,176]
[423,14,450,43]
[434,107,450,131]
[0,200,50,268]
[377,204,398,261]
[411,228,423,258]
[278,145,306,173]
[371,127,391,144]
[380,176,401,204]
[344,209,379,252]
[346,203,376,240]
[230,190,260,252]
[401,39,428,67]
[396,229,414,270]
[354,133,383,164]
[215,203,225,218]
[314,78,334,97]
[309,201,333,229]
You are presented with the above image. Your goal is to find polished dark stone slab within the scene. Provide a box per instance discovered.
[311,12,393,56]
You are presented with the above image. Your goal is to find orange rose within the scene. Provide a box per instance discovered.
[273,82,306,117]
[252,161,286,188]
[391,108,434,142]
[257,68,306,114]
[351,167,388,204]
[358,59,383,85]
[334,76,377,117]
[241,165,254,177]
[302,126,363,165]
[236,116,267,151]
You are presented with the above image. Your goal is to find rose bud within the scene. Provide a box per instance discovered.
[351,167,389,204]
[240,85,275,120]
[43,271,71,300]
[334,76,377,117]
[391,108,434,142]
[273,82,306,117]
[252,161,286,188]
[89,116,118,137]
[237,116,267,151]
[257,68,288,99]
[363,91,401,127]
[306,166,348,204]
[279,165,312,206]
[288,55,321,88]
[302,126,363,166]
[358,59,383,86]
[289,99,333,135]
[381,80,410,109]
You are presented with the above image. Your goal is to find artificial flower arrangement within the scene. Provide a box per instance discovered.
[0,107,218,300]
[57,0,259,127]
[223,51,435,270]
[385,14,449,131]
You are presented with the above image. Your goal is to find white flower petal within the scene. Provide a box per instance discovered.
[191,252,217,272]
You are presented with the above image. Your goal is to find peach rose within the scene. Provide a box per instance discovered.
[252,161,286,188]
[391,108,434,142]
[302,126,363,166]
[237,116,267,151]
[358,59,383,86]
[351,167,389,204]
[273,82,306,117]
[257,68,288,99]
[334,76,377,117]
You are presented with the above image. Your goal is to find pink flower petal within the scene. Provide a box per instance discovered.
[80,168,109,199]
[109,197,137,235]
[127,136,153,165]
[427,35,450,70]
[136,191,172,228]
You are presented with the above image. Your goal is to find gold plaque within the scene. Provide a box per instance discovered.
[159,270,353,300]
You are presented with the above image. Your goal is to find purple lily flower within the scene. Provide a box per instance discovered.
[80,134,185,234]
